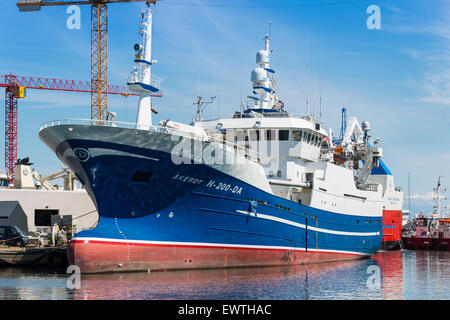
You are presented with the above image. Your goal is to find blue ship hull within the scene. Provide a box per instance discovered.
[39,124,382,273]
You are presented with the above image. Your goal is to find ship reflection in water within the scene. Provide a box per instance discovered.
[0,251,449,300]
[75,259,381,300]
[73,251,449,300]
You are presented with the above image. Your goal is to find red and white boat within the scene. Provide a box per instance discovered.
[402,177,449,251]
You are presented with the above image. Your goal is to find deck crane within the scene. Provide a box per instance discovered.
[31,167,76,191]
[16,0,159,124]
[332,107,347,146]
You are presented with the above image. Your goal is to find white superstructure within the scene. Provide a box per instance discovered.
[184,33,385,217]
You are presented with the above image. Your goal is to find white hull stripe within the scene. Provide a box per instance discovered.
[236,210,380,236]
[89,148,160,162]
[71,237,368,256]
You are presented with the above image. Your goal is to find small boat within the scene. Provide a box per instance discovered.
[402,177,449,251]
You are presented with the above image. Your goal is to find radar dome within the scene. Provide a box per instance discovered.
[251,67,267,83]
[256,50,269,65]
[362,120,371,132]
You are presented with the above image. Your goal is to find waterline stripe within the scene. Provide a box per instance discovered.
[236,210,380,236]
[70,237,368,256]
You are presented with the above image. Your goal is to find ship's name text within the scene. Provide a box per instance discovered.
[206,180,243,195]
[172,174,203,185]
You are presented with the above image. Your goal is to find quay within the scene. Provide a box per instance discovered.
[0,246,67,268]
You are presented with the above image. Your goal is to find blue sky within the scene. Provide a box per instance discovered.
[0,0,449,215]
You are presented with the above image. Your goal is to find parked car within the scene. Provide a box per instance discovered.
[0,225,29,247]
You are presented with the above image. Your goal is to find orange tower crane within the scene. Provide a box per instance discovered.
[16,0,158,124]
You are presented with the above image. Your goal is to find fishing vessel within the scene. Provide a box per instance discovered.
[39,4,391,273]
[402,177,449,251]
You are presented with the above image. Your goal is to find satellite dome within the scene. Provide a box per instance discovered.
[362,120,371,132]
[251,67,267,83]
[256,50,269,65]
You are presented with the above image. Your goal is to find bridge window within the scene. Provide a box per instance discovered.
[249,130,260,141]
[265,129,276,141]
[279,130,289,141]
[312,135,317,146]
[292,130,302,141]
[236,130,247,141]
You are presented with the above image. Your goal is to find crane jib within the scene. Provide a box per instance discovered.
[17,0,157,10]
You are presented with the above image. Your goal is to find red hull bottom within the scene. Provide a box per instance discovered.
[402,237,450,251]
[67,240,369,273]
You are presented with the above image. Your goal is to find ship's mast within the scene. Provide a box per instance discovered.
[127,2,161,128]
[136,3,154,127]
[193,96,215,122]
[249,27,280,111]
[433,176,447,217]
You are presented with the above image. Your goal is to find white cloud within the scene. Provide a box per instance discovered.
[409,192,436,200]
[387,1,450,106]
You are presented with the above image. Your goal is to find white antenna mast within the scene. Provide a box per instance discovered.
[127,2,161,128]
[319,80,322,122]
[433,176,447,217]
[197,64,200,98]
[305,30,310,117]
[268,21,273,41]
[408,172,411,217]
[249,22,279,111]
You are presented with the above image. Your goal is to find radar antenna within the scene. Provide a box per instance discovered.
[193,96,216,122]
[433,176,448,217]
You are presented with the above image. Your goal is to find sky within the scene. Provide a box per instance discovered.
[0,0,449,215]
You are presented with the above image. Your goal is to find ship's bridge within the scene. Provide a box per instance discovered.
[195,112,329,183]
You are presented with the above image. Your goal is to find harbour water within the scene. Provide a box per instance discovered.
[0,250,448,300]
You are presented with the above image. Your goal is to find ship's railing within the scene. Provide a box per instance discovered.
[233,110,324,125]
[127,71,162,91]
[207,135,261,163]
[39,118,170,133]
[39,119,260,163]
